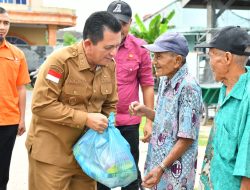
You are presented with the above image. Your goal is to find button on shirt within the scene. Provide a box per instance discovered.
[115,34,154,126]
[145,64,203,190]
[211,67,250,190]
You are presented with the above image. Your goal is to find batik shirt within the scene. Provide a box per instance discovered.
[145,64,203,190]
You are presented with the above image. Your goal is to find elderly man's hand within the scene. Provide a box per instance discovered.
[128,101,146,117]
[142,166,164,188]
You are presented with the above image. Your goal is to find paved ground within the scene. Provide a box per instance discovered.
[8,90,211,190]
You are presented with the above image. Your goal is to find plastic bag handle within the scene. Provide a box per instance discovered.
[108,112,115,128]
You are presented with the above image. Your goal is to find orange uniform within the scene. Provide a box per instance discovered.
[0,39,30,125]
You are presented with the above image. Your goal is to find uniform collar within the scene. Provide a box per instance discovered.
[76,41,112,72]
[76,41,91,71]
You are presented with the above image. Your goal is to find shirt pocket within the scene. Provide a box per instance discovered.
[217,124,237,161]
[117,60,139,83]
[101,82,112,97]
[61,85,86,106]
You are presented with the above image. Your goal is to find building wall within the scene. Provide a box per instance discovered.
[1,0,76,46]
[2,0,75,15]
[9,27,47,45]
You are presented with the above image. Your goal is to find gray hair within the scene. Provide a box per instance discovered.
[234,54,248,67]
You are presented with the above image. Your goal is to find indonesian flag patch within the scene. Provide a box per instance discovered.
[46,69,62,83]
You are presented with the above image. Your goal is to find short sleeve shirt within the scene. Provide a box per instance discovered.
[0,40,30,125]
[210,67,250,190]
[145,64,203,190]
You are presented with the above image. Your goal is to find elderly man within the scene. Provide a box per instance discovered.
[129,32,203,189]
[196,26,250,190]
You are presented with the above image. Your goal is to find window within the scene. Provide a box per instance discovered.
[16,0,26,4]
[0,0,26,4]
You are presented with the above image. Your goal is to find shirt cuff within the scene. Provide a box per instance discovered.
[72,110,88,129]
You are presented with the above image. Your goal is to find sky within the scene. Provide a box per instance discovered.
[43,0,174,31]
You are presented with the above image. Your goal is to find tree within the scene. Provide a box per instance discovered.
[63,32,77,46]
[130,10,175,91]
[130,10,175,44]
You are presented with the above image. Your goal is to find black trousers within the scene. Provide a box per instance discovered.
[97,124,142,190]
[0,125,18,190]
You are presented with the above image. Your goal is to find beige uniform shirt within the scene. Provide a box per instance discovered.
[26,42,118,169]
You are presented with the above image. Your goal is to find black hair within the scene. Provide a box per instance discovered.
[0,7,7,14]
[83,11,121,45]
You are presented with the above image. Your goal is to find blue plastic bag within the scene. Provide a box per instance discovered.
[73,112,138,188]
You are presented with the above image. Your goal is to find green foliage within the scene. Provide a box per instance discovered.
[139,116,146,138]
[130,10,175,44]
[63,32,77,46]
[198,134,209,146]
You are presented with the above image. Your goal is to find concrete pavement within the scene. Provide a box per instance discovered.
[8,90,32,190]
[8,89,211,190]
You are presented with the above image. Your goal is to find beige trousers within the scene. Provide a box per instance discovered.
[28,155,96,190]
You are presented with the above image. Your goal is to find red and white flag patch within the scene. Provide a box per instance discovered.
[46,69,62,83]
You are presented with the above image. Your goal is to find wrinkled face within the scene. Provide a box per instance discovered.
[84,29,121,66]
[208,48,229,82]
[0,12,10,41]
[120,20,131,42]
[153,52,182,78]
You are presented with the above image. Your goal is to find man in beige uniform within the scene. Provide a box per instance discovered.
[25,11,121,190]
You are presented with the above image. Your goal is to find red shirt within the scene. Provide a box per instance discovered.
[115,34,154,126]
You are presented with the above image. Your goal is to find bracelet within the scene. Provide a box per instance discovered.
[159,162,166,171]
